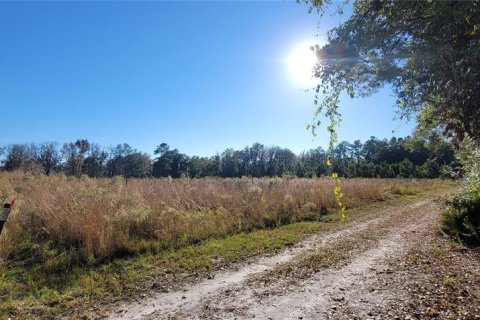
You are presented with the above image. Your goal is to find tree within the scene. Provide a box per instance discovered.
[62,139,90,177]
[399,158,415,178]
[152,143,188,178]
[0,146,5,167]
[308,0,480,143]
[83,143,108,178]
[221,148,239,177]
[154,143,170,157]
[351,140,363,163]
[4,144,31,171]
[187,156,202,178]
[106,143,134,177]
[124,152,152,179]
[418,159,440,179]
[63,140,90,176]
[37,142,62,175]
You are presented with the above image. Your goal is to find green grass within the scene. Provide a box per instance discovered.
[388,183,422,196]
[0,222,322,319]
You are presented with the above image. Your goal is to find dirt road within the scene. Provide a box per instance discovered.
[108,190,479,320]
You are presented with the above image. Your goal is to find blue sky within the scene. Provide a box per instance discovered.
[0,1,414,157]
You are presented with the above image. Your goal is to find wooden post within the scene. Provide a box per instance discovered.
[0,199,15,236]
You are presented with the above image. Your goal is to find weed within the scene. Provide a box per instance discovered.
[431,246,445,259]
[442,276,456,287]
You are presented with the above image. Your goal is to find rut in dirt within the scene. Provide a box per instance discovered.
[108,194,450,320]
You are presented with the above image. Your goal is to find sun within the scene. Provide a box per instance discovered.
[286,41,319,87]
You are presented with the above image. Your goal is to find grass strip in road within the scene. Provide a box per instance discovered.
[250,189,458,289]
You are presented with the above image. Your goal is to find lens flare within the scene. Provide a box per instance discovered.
[286,41,318,87]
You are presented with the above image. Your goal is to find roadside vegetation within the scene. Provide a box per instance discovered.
[442,138,480,245]
[0,172,456,318]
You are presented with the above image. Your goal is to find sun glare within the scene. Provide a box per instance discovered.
[286,41,319,87]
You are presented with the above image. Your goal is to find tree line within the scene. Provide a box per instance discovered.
[0,134,457,179]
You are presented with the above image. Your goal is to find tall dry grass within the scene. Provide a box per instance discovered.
[0,171,438,266]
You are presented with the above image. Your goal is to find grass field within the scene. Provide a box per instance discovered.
[0,171,457,318]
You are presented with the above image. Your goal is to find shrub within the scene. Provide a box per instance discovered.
[456,137,480,190]
[442,189,480,245]
[442,137,480,245]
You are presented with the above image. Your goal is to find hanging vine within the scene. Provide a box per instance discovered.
[308,80,347,221]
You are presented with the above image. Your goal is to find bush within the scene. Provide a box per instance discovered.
[442,189,480,245]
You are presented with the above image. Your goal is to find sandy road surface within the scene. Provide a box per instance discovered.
[108,191,460,320]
